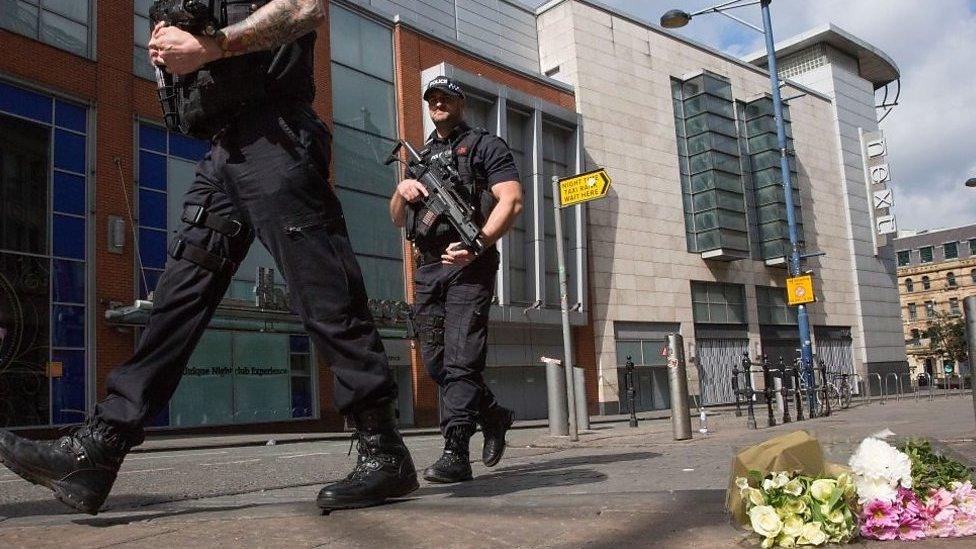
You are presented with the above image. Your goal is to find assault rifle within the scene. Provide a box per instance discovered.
[385,140,485,255]
[148,0,219,131]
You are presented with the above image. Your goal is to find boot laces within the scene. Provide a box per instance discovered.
[345,433,383,481]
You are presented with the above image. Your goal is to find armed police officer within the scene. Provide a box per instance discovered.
[390,77,523,483]
[0,0,418,514]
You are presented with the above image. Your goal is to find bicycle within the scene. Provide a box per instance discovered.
[825,372,853,410]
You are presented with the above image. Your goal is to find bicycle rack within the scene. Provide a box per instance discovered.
[899,373,915,402]
[868,373,885,405]
[885,372,901,402]
[951,373,965,396]
[922,373,935,401]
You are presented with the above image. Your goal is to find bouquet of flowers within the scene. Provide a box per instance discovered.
[850,434,976,540]
[735,470,859,547]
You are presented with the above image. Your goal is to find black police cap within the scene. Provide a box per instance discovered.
[423,76,465,100]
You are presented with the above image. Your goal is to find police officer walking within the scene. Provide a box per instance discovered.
[0,0,417,514]
[390,77,523,483]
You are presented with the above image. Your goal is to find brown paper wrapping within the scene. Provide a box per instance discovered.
[726,430,849,526]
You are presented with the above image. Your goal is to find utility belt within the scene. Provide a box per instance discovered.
[414,244,498,268]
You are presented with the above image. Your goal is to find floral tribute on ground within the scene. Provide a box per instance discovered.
[727,430,976,547]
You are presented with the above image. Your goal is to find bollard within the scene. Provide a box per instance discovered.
[667,334,692,440]
[761,356,776,428]
[626,356,638,428]
[792,359,805,421]
[964,296,976,427]
[742,353,757,430]
[574,366,589,431]
[542,356,568,436]
[732,360,743,417]
[779,357,791,424]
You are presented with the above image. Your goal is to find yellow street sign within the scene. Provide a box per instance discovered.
[558,169,611,207]
[786,274,816,306]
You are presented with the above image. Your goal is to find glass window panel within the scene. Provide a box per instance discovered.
[897,250,910,266]
[169,133,208,161]
[53,258,84,303]
[51,349,85,424]
[52,304,84,347]
[291,376,313,418]
[690,169,742,194]
[970,239,976,256]
[53,129,85,173]
[1,113,50,254]
[52,171,84,215]
[139,150,167,190]
[332,125,397,196]
[919,246,933,263]
[683,112,737,138]
[465,95,492,131]
[0,253,51,427]
[139,228,167,269]
[134,0,152,16]
[682,93,734,119]
[0,81,53,123]
[329,4,392,80]
[39,10,87,57]
[139,189,167,229]
[169,330,235,426]
[688,150,740,175]
[55,101,86,133]
[0,1,39,39]
[944,242,958,259]
[234,333,292,422]
[354,255,404,301]
[134,14,151,48]
[641,340,668,366]
[687,132,739,157]
[331,64,396,138]
[290,334,310,353]
[52,214,84,259]
[335,188,402,258]
[139,124,167,153]
[616,340,642,365]
[134,46,155,80]
[42,0,88,23]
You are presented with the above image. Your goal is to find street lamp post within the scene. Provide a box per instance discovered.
[662,0,816,408]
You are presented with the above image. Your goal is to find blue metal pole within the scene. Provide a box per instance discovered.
[759,0,815,411]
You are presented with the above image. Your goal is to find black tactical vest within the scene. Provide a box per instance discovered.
[412,126,498,254]
[176,0,316,138]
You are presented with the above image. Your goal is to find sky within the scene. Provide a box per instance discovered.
[528,0,976,232]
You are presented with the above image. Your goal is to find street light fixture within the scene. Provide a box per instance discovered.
[660,9,692,28]
[662,0,818,411]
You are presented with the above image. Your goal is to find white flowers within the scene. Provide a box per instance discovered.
[750,505,784,538]
[810,479,837,503]
[848,437,913,504]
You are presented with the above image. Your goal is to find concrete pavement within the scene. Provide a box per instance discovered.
[1,396,975,548]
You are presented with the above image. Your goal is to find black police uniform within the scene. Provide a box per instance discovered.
[0,0,416,515]
[96,5,395,443]
[411,122,520,434]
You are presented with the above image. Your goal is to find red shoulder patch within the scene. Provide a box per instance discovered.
[456,146,468,155]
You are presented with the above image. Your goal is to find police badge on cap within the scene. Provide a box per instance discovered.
[423,76,465,100]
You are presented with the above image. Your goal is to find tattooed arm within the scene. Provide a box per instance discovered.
[149,0,325,75]
[215,0,326,57]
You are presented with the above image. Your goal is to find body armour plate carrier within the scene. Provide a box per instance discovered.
[411,127,498,253]
[157,0,315,139]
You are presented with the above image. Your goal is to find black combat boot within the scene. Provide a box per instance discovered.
[423,425,474,483]
[0,419,130,515]
[481,406,514,467]
[316,401,419,512]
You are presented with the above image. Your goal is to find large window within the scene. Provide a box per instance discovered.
[671,73,749,259]
[924,300,935,318]
[756,285,797,325]
[0,0,91,57]
[969,239,976,257]
[947,272,957,287]
[133,1,155,80]
[950,298,960,316]
[691,282,745,324]
[920,246,933,263]
[330,4,403,301]
[506,107,532,304]
[921,276,930,290]
[897,250,911,266]
[944,242,958,260]
[907,303,917,321]
[904,278,914,292]
[542,120,576,306]
[0,81,89,427]
[137,122,313,427]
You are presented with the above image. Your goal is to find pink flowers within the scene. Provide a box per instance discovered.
[859,481,976,541]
